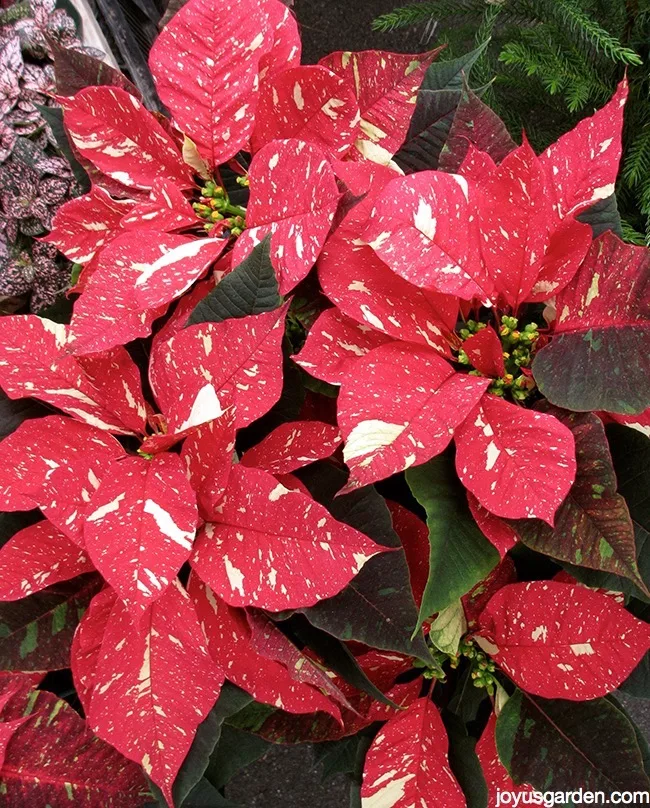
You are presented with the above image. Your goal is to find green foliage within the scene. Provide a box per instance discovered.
[373,0,650,240]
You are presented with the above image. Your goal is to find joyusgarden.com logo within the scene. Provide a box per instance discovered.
[496,790,650,806]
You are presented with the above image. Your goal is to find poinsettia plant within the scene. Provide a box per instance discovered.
[0,0,649,804]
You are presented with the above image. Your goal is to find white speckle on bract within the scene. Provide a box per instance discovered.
[143,499,194,551]
[359,305,384,330]
[413,198,436,241]
[268,483,290,502]
[585,273,600,306]
[322,98,345,120]
[293,82,305,111]
[485,441,501,471]
[224,556,245,596]
[178,384,223,431]
[450,173,469,201]
[133,239,212,288]
[87,492,126,522]
[362,773,415,807]
[531,625,548,642]
[570,642,595,656]
[344,420,406,461]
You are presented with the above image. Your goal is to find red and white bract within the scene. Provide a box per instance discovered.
[478,581,650,700]
[258,2,301,83]
[319,231,458,355]
[319,49,440,164]
[85,453,198,614]
[525,215,593,303]
[362,171,495,302]
[181,409,237,517]
[0,678,147,807]
[475,141,554,308]
[467,494,518,558]
[149,0,272,167]
[241,420,342,474]
[247,610,351,713]
[0,416,124,544]
[338,342,490,489]
[120,179,199,233]
[608,407,650,439]
[152,306,288,433]
[462,326,505,379]
[0,520,94,601]
[458,143,497,183]
[76,346,149,436]
[554,231,649,337]
[477,713,534,806]
[539,80,627,218]
[462,557,518,628]
[58,87,190,191]
[87,581,224,806]
[233,139,340,294]
[251,65,360,158]
[189,576,340,719]
[191,464,384,610]
[0,316,145,435]
[44,185,131,265]
[68,232,227,355]
[361,697,466,808]
[454,395,576,524]
[71,587,117,715]
[386,501,429,607]
[294,307,392,385]
[148,276,218,398]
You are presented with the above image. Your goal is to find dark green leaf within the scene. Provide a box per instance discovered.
[49,38,141,98]
[150,683,252,807]
[514,407,646,594]
[314,731,374,784]
[37,294,75,324]
[496,689,650,793]
[205,726,270,790]
[607,425,650,531]
[36,105,90,193]
[406,454,500,632]
[447,666,489,725]
[395,44,487,173]
[443,711,488,808]
[620,650,650,698]
[0,573,102,671]
[607,695,650,775]
[179,779,240,808]
[0,389,49,441]
[0,511,42,549]
[349,732,373,808]
[185,236,281,327]
[577,193,623,238]
[226,701,277,734]
[299,474,431,663]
